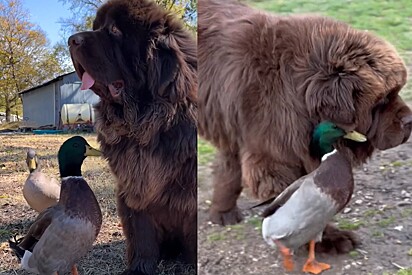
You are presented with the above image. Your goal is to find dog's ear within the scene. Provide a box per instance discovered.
[147,36,179,101]
[305,75,357,125]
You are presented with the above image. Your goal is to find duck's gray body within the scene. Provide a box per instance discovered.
[24,149,60,213]
[262,176,338,250]
[261,150,353,251]
[23,171,60,212]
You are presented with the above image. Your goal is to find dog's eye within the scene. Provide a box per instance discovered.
[111,25,122,36]
[376,97,389,107]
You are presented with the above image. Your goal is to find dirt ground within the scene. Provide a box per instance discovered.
[198,125,412,274]
[0,134,194,275]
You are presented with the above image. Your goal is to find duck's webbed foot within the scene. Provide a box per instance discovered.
[274,240,294,272]
[71,265,79,275]
[302,240,331,274]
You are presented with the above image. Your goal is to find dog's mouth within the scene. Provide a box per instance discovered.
[74,62,124,99]
[108,80,125,98]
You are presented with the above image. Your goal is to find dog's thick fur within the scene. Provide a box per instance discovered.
[69,0,197,274]
[198,0,412,253]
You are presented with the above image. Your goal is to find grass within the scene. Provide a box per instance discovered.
[0,121,21,131]
[377,216,396,228]
[247,216,263,231]
[227,224,246,240]
[207,220,263,243]
[383,270,412,275]
[0,229,11,239]
[207,224,246,242]
[401,209,412,218]
[207,232,226,242]
[364,209,384,217]
[248,0,412,99]
[336,218,365,230]
[397,269,412,275]
[372,230,385,238]
[390,160,405,167]
[198,138,216,165]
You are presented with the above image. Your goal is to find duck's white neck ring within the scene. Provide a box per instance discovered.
[321,149,338,162]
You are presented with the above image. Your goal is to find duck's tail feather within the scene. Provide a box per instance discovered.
[21,250,40,274]
[249,196,276,209]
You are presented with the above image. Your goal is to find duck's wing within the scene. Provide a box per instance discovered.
[261,175,312,218]
[18,205,63,251]
[44,176,61,200]
[250,175,310,211]
[23,173,60,212]
[30,210,98,274]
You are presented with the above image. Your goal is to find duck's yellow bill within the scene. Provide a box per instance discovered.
[85,145,103,157]
[27,158,36,170]
[343,131,367,142]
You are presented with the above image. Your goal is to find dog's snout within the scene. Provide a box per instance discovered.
[68,34,85,47]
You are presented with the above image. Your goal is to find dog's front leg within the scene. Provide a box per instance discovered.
[117,195,159,275]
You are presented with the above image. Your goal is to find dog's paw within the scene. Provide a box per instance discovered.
[120,258,158,275]
[119,268,154,275]
[119,270,146,275]
[209,206,243,225]
[315,224,361,254]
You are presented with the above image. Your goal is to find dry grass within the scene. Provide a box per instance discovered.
[0,133,194,275]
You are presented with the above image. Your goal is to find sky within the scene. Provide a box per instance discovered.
[22,0,73,46]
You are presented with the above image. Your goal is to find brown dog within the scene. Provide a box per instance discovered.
[198,0,412,254]
[69,0,197,274]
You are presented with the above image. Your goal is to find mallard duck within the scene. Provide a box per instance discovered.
[23,149,60,212]
[260,121,367,274]
[13,136,103,275]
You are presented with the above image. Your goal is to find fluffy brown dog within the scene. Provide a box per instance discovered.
[68,0,197,274]
[198,0,412,254]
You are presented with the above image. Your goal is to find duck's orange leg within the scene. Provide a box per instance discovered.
[302,240,331,274]
[274,240,294,272]
[71,265,79,275]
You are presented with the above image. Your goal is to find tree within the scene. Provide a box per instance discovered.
[52,42,75,73]
[58,0,102,35]
[58,0,197,34]
[0,0,64,122]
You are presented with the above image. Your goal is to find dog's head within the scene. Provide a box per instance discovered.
[68,0,196,145]
[300,19,412,161]
[68,0,196,107]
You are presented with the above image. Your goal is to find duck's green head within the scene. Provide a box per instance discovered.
[26,149,38,173]
[58,136,102,177]
[310,121,367,158]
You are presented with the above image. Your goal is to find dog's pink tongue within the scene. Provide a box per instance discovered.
[80,72,95,90]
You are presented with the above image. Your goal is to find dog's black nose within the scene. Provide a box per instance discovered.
[68,33,85,46]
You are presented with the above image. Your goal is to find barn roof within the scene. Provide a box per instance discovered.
[19,71,76,95]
